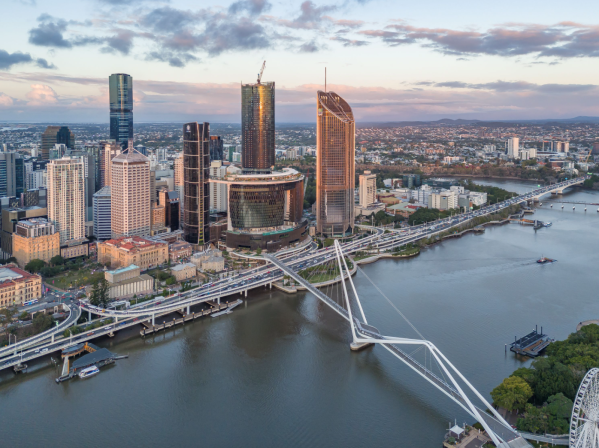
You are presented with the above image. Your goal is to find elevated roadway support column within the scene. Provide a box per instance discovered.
[51,334,54,343]
[186,305,190,315]
[151,314,155,326]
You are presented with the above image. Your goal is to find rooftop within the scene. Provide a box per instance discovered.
[171,263,196,271]
[112,149,149,164]
[102,236,167,252]
[108,264,140,275]
[0,265,39,287]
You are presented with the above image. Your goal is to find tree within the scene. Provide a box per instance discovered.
[530,357,576,403]
[50,255,65,266]
[490,376,533,411]
[165,276,176,286]
[32,312,54,333]
[256,247,262,255]
[89,279,110,308]
[25,259,46,273]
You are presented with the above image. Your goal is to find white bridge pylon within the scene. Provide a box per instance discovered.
[329,240,527,448]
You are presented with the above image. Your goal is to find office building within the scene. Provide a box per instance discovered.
[0,205,47,258]
[0,152,24,197]
[209,136,224,162]
[174,152,184,220]
[359,170,377,207]
[554,141,570,153]
[209,160,228,212]
[402,174,421,189]
[182,122,210,247]
[49,143,67,160]
[12,218,60,268]
[100,140,121,188]
[67,150,97,221]
[93,186,112,241]
[316,91,355,236]
[428,191,458,211]
[110,150,151,238]
[109,73,133,150]
[241,80,275,173]
[41,126,75,160]
[0,265,42,308]
[507,138,519,159]
[47,157,85,244]
[158,188,180,231]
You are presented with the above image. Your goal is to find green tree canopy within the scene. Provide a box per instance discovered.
[490,376,533,411]
[50,255,65,266]
[25,259,46,273]
[89,279,110,308]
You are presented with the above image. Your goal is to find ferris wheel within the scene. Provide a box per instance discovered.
[570,368,599,448]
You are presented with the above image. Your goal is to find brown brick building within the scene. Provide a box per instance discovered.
[0,265,42,309]
[97,236,168,270]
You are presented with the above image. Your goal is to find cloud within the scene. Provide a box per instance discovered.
[198,16,270,55]
[29,18,72,48]
[0,49,55,70]
[26,84,58,105]
[141,6,198,32]
[229,0,271,16]
[426,80,597,93]
[0,93,14,107]
[359,22,599,58]
[276,1,337,30]
[146,51,199,68]
[330,36,368,47]
[299,40,319,52]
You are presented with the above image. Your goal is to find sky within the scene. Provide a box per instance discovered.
[2,0,599,123]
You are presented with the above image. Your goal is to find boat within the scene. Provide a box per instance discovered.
[544,222,552,227]
[78,365,100,379]
[537,256,556,264]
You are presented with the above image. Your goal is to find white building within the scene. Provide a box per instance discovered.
[411,185,433,204]
[507,138,520,159]
[209,160,228,213]
[47,157,85,244]
[468,191,487,206]
[428,190,458,211]
[483,144,496,153]
[358,170,377,207]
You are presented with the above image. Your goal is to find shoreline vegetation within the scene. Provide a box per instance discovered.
[490,325,599,436]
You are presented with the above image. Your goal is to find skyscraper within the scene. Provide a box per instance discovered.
[316,91,355,236]
[209,135,224,162]
[100,140,121,187]
[507,138,519,159]
[241,80,275,173]
[110,150,150,238]
[47,157,85,244]
[0,152,24,197]
[93,186,111,241]
[174,153,184,221]
[41,126,75,160]
[66,150,97,221]
[109,73,133,151]
[359,170,377,208]
[182,122,210,247]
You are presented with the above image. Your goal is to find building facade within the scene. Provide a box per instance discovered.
[316,91,355,236]
[109,73,133,151]
[110,150,151,238]
[100,140,121,188]
[209,160,228,212]
[507,138,520,159]
[41,126,75,160]
[182,122,210,247]
[209,135,224,162]
[241,81,275,173]
[0,265,42,308]
[97,236,168,270]
[93,186,112,241]
[359,170,377,207]
[47,157,85,244]
[12,218,60,268]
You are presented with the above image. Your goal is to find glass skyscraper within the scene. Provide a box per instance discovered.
[109,73,133,151]
[40,126,75,160]
[209,136,223,162]
[182,122,210,247]
[316,91,355,236]
[241,81,275,173]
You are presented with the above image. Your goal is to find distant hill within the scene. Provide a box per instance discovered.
[357,116,599,128]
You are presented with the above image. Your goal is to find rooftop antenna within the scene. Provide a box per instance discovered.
[257,60,266,84]
[325,67,327,92]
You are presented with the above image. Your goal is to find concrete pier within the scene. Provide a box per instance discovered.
[350,341,374,351]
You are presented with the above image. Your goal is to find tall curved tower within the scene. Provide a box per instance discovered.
[109,73,133,151]
[241,81,275,173]
[316,91,355,236]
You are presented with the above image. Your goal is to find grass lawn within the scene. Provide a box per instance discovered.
[48,267,105,290]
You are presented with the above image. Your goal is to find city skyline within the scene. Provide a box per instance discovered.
[1,0,599,122]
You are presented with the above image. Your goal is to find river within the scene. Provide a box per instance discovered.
[1,179,597,448]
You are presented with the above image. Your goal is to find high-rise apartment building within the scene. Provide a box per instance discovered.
[110,150,150,238]
[158,188,180,231]
[554,141,570,153]
[359,170,377,208]
[174,152,184,220]
[109,73,133,151]
[182,122,210,247]
[507,138,519,159]
[101,140,121,187]
[209,160,228,212]
[93,186,112,241]
[241,81,275,173]
[47,157,85,244]
[67,150,97,221]
[316,91,355,236]
[41,126,75,160]
[209,136,224,162]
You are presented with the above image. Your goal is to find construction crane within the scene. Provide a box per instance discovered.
[257,61,266,84]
